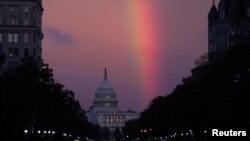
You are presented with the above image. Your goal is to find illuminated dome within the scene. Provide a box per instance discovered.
[86,69,140,131]
[91,69,119,112]
[96,70,115,92]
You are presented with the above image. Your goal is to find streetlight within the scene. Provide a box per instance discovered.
[24,129,28,141]
[24,129,28,134]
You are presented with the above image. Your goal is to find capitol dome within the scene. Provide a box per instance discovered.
[91,69,119,112]
[96,75,115,92]
[86,69,140,132]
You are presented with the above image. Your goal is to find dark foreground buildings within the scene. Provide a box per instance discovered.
[0,0,43,69]
[208,0,250,60]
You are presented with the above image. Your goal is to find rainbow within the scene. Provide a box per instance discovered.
[125,1,162,107]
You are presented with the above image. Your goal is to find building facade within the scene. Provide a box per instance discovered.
[86,69,139,132]
[208,0,250,60]
[0,0,43,69]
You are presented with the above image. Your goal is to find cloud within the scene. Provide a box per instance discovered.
[43,26,76,45]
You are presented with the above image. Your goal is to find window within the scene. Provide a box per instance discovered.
[231,41,235,47]
[220,10,225,19]
[231,28,235,35]
[8,62,18,68]
[0,17,3,25]
[8,34,12,42]
[247,8,250,17]
[33,7,37,12]
[33,34,36,43]
[0,5,3,18]
[0,5,3,12]
[33,18,36,26]
[14,34,18,42]
[8,6,19,13]
[8,15,18,25]
[0,6,3,25]
[33,48,36,56]
[24,6,29,13]
[24,33,29,43]
[244,28,249,36]
[24,48,29,57]
[8,33,18,43]
[24,18,29,25]
[0,33,2,43]
[209,44,214,53]
[8,48,18,57]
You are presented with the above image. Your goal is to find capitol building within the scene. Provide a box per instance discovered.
[86,69,139,132]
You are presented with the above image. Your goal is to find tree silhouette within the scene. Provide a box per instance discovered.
[114,128,122,141]
[0,54,5,70]
[125,44,250,138]
[0,58,98,140]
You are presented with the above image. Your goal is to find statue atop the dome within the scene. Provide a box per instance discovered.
[104,68,108,81]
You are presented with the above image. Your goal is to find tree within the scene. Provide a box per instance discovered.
[0,54,5,69]
[0,58,97,140]
[194,53,208,67]
[101,127,111,140]
[129,44,250,137]
[124,119,139,139]
[114,128,122,141]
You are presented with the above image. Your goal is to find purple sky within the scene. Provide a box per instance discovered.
[42,0,219,112]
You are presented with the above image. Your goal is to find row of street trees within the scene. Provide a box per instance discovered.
[0,58,101,141]
[125,44,250,140]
